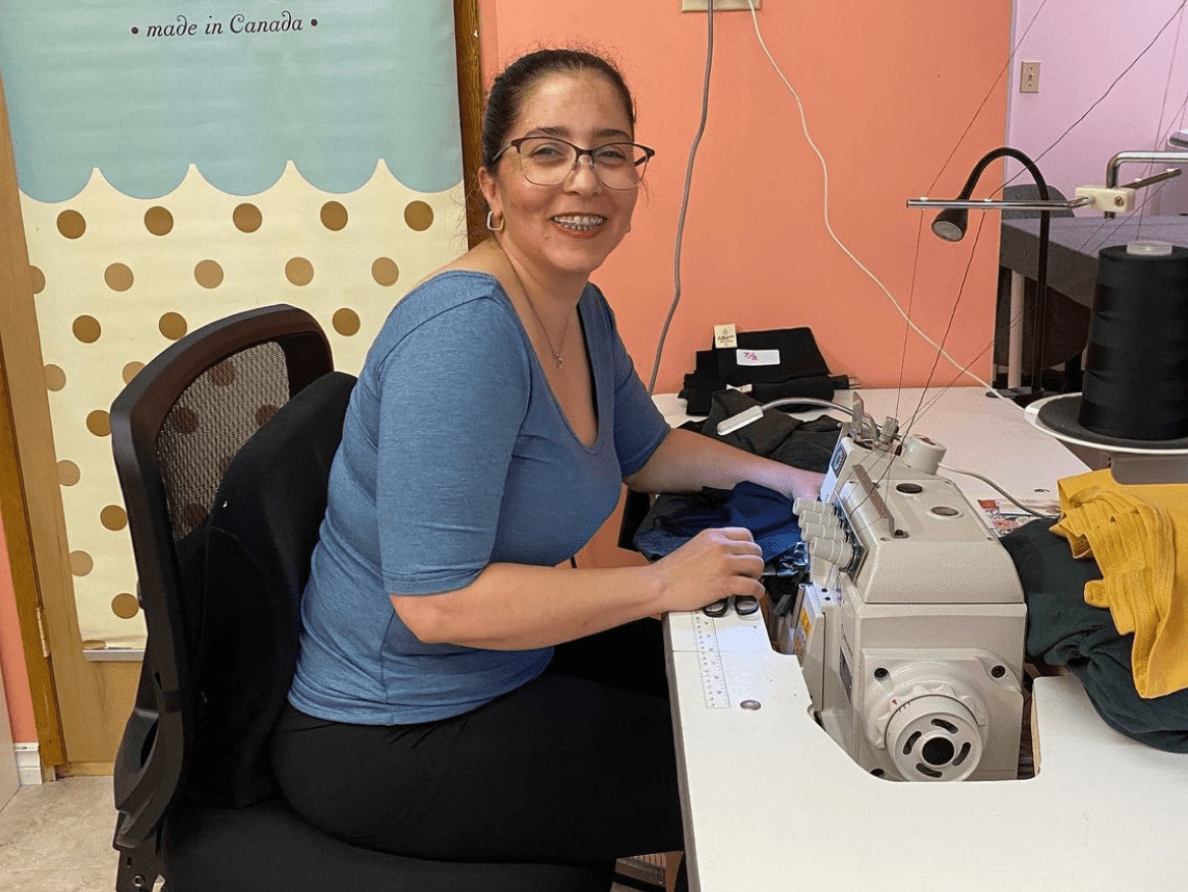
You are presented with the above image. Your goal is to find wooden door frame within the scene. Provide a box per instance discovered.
[0,71,68,770]
[454,0,485,248]
[3,67,141,776]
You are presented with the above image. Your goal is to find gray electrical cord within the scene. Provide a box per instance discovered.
[646,0,715,394]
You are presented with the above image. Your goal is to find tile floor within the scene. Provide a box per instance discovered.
[0,776,122,892]
[0,776,647,891]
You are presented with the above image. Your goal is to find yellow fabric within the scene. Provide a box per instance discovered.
[1051,469,1188,699]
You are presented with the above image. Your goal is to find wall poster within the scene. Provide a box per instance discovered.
[0,1,468,644]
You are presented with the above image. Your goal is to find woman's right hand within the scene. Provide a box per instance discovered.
[651,527,765,613]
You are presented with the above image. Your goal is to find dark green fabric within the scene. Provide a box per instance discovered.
[1001,519,1188,752]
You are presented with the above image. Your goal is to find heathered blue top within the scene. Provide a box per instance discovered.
[288,271,670,724]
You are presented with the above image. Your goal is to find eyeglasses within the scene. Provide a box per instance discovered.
[492,136,656,191]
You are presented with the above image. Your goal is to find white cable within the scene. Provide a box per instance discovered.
[743,1,1024,416]
[939,463,1059,519]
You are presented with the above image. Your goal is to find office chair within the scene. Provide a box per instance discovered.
[995,183,1090,392]
[109,304,610,892]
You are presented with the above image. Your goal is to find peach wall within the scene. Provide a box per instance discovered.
[476,1,1012,569]
[478,1,1012,395]
[0,512,36,742]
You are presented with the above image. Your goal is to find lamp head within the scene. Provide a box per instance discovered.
[931,207,969,242]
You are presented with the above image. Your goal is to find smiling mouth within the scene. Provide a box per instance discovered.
[552,214,607,232]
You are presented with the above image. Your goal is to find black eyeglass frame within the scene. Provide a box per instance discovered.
[491,136,656,190]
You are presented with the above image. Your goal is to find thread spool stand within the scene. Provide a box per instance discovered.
[1024,239,1188,484]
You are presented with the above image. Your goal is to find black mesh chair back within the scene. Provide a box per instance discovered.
[110,306,332,883]
[109,304,608,892]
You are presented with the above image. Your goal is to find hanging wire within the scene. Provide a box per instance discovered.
[911,0,1188,434]
[646,0,715,395]
[741,2,999,395]
[656,0,1188,483]
[1037,1,1188,255]
[1139,1,1187,239]
[739,2,1188,512]
[1026,0,1188,175]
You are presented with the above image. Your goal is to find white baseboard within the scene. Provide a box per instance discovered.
[15,743,43,785]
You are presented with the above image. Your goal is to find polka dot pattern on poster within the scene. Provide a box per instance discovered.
[144,206,173,236]
[286,257,315,286]
[111,593,139,619]
[104,263,134,292]
[57,210,86,239]
[333,308,361,336]
[195,260,224,289]
[372,257,400,286]
[21,160,467,641]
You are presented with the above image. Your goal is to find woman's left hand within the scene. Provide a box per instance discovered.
[781,467,826,502]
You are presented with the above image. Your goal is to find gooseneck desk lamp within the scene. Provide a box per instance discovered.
[718,147,1187,435]
[909,147,1082,406]
[908,146,1186,406]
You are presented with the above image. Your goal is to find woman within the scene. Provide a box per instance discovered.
[272,47,823,879]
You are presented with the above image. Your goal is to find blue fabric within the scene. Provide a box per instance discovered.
[289,272,669,725]
[635,481,802,563]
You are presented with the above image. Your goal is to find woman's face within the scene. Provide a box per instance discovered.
[481,70,640,283]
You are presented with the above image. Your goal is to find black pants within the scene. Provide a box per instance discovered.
[271,619,685,872]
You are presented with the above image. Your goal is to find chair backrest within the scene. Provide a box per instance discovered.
[192,368,355,805]
[110,305,334,850]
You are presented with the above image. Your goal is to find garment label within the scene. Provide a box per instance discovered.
[714,324,738,349]
[736,348,781,367]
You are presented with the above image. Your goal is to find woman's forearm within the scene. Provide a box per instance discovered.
[393,428,822,651]
[392,563,659,650]
[625,428,823,501]
[391,525,766,650]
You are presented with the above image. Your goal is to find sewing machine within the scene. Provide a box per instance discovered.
[776,399,1027,781]
[660,387,1188,892]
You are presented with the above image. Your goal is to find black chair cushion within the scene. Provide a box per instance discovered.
[188,371,356,807]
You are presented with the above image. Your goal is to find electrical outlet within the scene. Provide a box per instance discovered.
[1020,61,1040,94]
[681,0,761,11]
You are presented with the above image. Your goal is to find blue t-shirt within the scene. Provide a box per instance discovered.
[288,271,670,724]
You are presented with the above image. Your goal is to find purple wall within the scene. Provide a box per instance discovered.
[1007,0,1188,214]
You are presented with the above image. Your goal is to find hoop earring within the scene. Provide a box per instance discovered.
[486,211,505,232]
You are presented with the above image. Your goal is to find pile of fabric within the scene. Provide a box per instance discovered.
[632,390,839,565]
[1002,468,1188,752]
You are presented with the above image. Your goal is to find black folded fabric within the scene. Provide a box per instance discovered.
[1001,519,1188,753]
[679,327,834,415]
[700,390,841,472]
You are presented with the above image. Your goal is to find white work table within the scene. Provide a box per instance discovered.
[659,387,1188,891]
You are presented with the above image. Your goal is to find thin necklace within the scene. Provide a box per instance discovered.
[505,260,571,368]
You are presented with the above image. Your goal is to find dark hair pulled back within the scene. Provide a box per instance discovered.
[480,48,636,171]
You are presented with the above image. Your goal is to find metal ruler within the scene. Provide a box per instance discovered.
[691,612,731,709]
